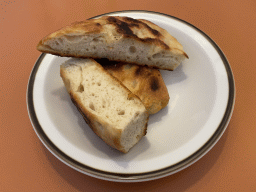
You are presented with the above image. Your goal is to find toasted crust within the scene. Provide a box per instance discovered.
[60,58,149,153]
[97,59,170,114]
[37,16,188,70]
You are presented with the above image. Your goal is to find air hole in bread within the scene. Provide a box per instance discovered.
[152,52,162,59]
[64,35,83,42]
[102,99,106,108]
[135,112,140,118]
[111,87,114,90]
[148,57,152,61]
[129,46,136,53]
[86,48,89,51]
[113,36,119,41]
[89,102,95,111]
[55,41,59,46]
[92,38,99,42]
[58,38,64,44]
[77,84,84,93]
[118,110,125,115]
[97,82,101,86]
[127,97,134,101]
[93,46,96,50]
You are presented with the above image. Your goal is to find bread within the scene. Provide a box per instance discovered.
[37,16,188,70]
[60,58,149,153]
[96,59,170,114]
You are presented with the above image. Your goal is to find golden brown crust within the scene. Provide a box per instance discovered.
[37,19,103,46]
[97,59,170,114]
[37,16,188,59]
[103,16,170,50]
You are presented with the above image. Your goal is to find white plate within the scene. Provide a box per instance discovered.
[27,11,235,182]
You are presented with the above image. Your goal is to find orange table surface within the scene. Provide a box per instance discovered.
[1,0,256,191]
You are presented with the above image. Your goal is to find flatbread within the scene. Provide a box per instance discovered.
[37,16,188,70]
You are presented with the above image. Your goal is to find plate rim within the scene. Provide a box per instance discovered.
[27,10,235,182]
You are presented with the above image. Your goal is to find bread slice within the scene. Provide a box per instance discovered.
[60,58,149,153]
[97,59,170,114]
[37,16,188,70]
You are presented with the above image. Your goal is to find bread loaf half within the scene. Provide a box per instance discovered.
[60,58,149,153]
[38,16,188,70]
[97,59,170,114]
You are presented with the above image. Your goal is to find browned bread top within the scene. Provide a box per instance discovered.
[97,59,170,114]
[37,16,188,70]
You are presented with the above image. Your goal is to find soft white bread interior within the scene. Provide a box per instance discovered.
[60,58,149,153]
[38,16,188,70]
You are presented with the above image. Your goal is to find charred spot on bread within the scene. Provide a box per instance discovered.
[135,67,142,76]
[122,16,140,24]
[148,28,161,36]
[134,66,154,77]
[141,23,161,37]
[141,38,169,50]
[117,22,135,37]
[107,16,137,37]
[105,16,169,50]
[95,58,119,67]
[150,76,160,91]
[97,59,124,72]
[122,17,161,37]
[106,16,117,23]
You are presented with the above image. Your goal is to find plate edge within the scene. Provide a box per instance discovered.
[26,10,236,182]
